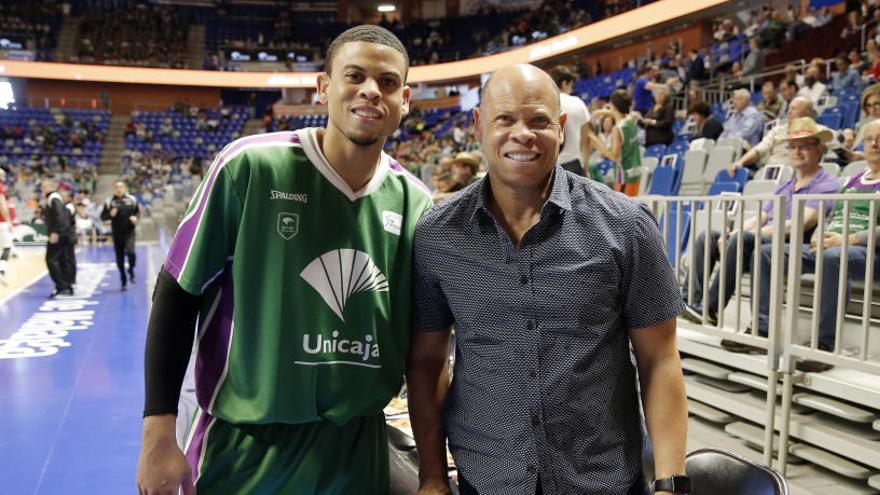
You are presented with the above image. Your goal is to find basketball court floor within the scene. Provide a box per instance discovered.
[0,242,872,494]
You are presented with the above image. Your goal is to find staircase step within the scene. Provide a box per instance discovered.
[869,474,880,490]
[727,371,781,394]
[694,375,751,393]
[681,357,733,380]
[687,399,735,424]
[793,393,877,423]
[788,443,874,480]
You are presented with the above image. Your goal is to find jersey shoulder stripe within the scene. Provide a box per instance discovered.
[164,131,302,285]
[386,156,432,198]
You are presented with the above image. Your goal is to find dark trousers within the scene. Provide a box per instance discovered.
[113,233,136,280]
[559,159,584,176]
[457,474,647,495]
[683,230,767,316]
[757,244,880,347]
[46,236,75,291]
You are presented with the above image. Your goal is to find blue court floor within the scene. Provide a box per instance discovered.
[0,245,154,495]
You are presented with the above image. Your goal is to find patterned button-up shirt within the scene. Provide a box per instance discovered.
[412,168,684,495]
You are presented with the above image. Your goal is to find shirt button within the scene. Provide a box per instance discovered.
[520,275,529,285]
[527,465,537,474]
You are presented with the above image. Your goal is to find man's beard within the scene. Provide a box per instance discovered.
[345,131,379,147]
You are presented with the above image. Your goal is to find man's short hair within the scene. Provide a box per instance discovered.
[687,101,711,117]
[733,88,751,100]
[324,25,409,78]
[549,65,577,88]
[610,89,631,114]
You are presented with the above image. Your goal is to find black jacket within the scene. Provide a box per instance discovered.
[101,193,140,236]
[43,191,74,237]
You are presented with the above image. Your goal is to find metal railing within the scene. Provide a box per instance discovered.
[776,193,880,474]
[643,193,787,466]
[643,191,880,471]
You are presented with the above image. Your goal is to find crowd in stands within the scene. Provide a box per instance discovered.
[200,0,644,70]
[75,3,189,68]
[0,1,62,61]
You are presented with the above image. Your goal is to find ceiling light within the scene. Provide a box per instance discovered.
[377,5,395,12]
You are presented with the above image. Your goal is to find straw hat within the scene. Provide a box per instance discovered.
[785,117,833,143]
[450,151,479,173]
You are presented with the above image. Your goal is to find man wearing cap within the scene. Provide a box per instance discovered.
[433,151,479,201]
[754,119,880,370]
[681,117,840,348]
[726,97,816,177]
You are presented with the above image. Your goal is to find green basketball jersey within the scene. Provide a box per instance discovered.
[617,117,641,183]
[163,128,433,426]
[827,171,880,236]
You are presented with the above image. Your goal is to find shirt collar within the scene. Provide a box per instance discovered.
[469,165,573,222]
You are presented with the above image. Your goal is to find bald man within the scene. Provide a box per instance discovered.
[407,64,689,495]
[727,96,816,177]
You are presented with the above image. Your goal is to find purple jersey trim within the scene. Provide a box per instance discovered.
[387,156,432,196]
[163,132,300,284]
[195,273,235,411]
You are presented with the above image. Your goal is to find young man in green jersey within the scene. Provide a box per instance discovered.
[136,25,432,495]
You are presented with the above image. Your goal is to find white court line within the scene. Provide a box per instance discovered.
[0,266,49,307]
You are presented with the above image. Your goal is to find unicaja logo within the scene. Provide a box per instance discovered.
[300,249,388,322]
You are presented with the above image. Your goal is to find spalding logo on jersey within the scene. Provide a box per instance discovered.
[300,249,388,322]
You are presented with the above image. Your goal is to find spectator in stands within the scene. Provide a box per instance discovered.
[632,65,659,115]
[740,38,764,80]
[642,84,675,146]
[587,89,641,196]
[550,65,591,176]
[757,81,783,121]
[754,120,880,370]
[727,96,815,177]
[682,118,840,335]
[432,152,479,202]
[719,89,763,146]
[686,49,709,83]
[783,64,802,87]
[842,84,880,162]
[779,79,799,117]
[849,46,870,74]
[867,47,880,80]
[797,65,828,102]
[687,101,723,141]
[0,167,12,284]
[586,115,616,186]
[832,53,861,93]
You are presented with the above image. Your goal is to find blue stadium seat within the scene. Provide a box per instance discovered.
[648,166,679,195]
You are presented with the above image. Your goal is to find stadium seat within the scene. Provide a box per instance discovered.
[816,112,842,130]
[701,147,737,190]
[842,160,868,177]
[820,162,840,177]
[679,149,709,195]
[647,166,679,196]
[713,168,749,192]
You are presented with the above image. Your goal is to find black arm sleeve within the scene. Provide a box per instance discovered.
[143,268,201,417]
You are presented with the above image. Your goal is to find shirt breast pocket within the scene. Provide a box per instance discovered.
[538,263,620,332]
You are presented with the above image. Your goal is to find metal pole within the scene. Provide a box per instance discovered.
[764,195,786,466]
[777,196,802,475]
[861,200,878,360]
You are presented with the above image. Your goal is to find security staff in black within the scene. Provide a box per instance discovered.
[101,180,140,289]
[41,174,75,297]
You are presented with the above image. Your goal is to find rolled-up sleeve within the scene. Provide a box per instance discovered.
[621,204,686,330]
[412,218,454,332]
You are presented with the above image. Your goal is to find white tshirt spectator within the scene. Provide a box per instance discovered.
[797,66,828,103]
[558,92,591,165]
